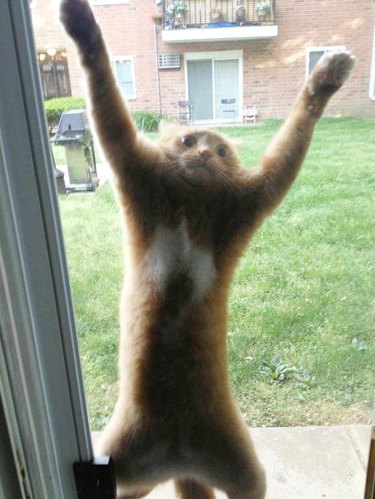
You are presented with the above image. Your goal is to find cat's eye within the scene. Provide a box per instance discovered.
[217,146,229,157]
[180,136,196,148]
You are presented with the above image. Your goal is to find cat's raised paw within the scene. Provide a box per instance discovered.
[60,0,97,44]
[308,51,355,95]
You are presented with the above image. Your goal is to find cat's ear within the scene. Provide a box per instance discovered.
[158,119,179,135]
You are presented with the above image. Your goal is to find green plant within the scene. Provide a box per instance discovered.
[294,369,316,389]
[131,110,162,132]
[167,0,189,15]
[259,355,297,381]
[45,96,86,134]
[255,2,271,13]
[259,355,315,388]
[350,338,367,352]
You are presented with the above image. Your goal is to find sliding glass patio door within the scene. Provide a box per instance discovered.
[214,59,239,120]
[187,59,213,121]
[186,51,242,123]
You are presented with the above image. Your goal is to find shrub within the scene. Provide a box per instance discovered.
[45,98,162,135]
[131,110,162,132]
[44,97,86,134]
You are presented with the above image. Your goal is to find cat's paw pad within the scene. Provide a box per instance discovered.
[308,51,355,94]
[60,0,96,42]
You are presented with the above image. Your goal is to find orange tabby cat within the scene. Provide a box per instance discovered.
[60,1,354,497]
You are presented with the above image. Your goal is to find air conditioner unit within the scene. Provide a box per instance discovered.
[158,53,181,69]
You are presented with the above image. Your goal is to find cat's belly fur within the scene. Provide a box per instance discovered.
[144,220,216,302]
[121,220,222,418]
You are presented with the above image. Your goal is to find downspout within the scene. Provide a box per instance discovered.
[153,24,162,115]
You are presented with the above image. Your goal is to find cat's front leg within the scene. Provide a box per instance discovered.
[60,0,101,60]
[306,51,355,114]
[252,51,355,214]
[60,0,139,169]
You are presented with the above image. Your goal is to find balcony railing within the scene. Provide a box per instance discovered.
[162,0,275,30]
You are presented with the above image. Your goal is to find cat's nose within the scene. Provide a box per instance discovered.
[200,149,212,161]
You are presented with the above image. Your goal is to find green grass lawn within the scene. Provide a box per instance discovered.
[58,118,374,430]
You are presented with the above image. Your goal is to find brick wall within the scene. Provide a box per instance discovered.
[31,0,375,120]
[155,0,375,119]
[88,2,160,111]
[31,0,66,51]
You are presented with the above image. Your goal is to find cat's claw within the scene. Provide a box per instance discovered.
[308,51,355,95]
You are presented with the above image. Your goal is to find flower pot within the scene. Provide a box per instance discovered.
[174,12,186,26]
[210,12,221,21]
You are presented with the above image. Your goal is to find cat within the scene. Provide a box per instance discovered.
[60,1,354,497]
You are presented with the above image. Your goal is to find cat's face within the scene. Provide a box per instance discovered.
[159,126,241,188]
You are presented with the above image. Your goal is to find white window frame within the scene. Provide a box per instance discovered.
[0,1,93,497]
[184,50,243,124]
[369,24,375,101]
[306,46,346,76]
[111,55,136,100]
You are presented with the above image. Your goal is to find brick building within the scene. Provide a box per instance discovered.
[31,0,375,121]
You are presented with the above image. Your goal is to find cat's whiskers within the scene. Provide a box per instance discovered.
[205,163,241,196]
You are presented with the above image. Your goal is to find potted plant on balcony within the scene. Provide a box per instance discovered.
[167,0,189,26]
[150,12,164,25]
[210,6,224,23]
[255,1,271,21]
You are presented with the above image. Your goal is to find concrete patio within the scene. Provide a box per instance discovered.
[93,424,372,499]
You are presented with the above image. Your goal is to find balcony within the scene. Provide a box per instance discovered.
[160,0,277,43]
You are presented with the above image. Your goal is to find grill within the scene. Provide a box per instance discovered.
[51,110,99,191]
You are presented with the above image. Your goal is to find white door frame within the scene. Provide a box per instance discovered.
[0,1,92,497]
[184,50,243,124]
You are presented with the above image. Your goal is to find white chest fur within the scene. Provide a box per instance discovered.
[144,221,216,301]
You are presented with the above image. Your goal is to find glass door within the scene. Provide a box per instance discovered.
[187,59,213,121]
[186,53,241,123]
[214,59,239,121]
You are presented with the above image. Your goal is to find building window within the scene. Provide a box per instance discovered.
[112,57,136,100]
[37,50,71,99]
[370,25,375,101]
[306,46,346,76]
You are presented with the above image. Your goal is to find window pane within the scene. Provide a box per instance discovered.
[214,59,239,120]
[308,51,324,73]
[115,60,134,97]
[187,59,213,121]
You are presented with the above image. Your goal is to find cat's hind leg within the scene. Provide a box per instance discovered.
[191,420,266,499]
[174,478,216,499]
